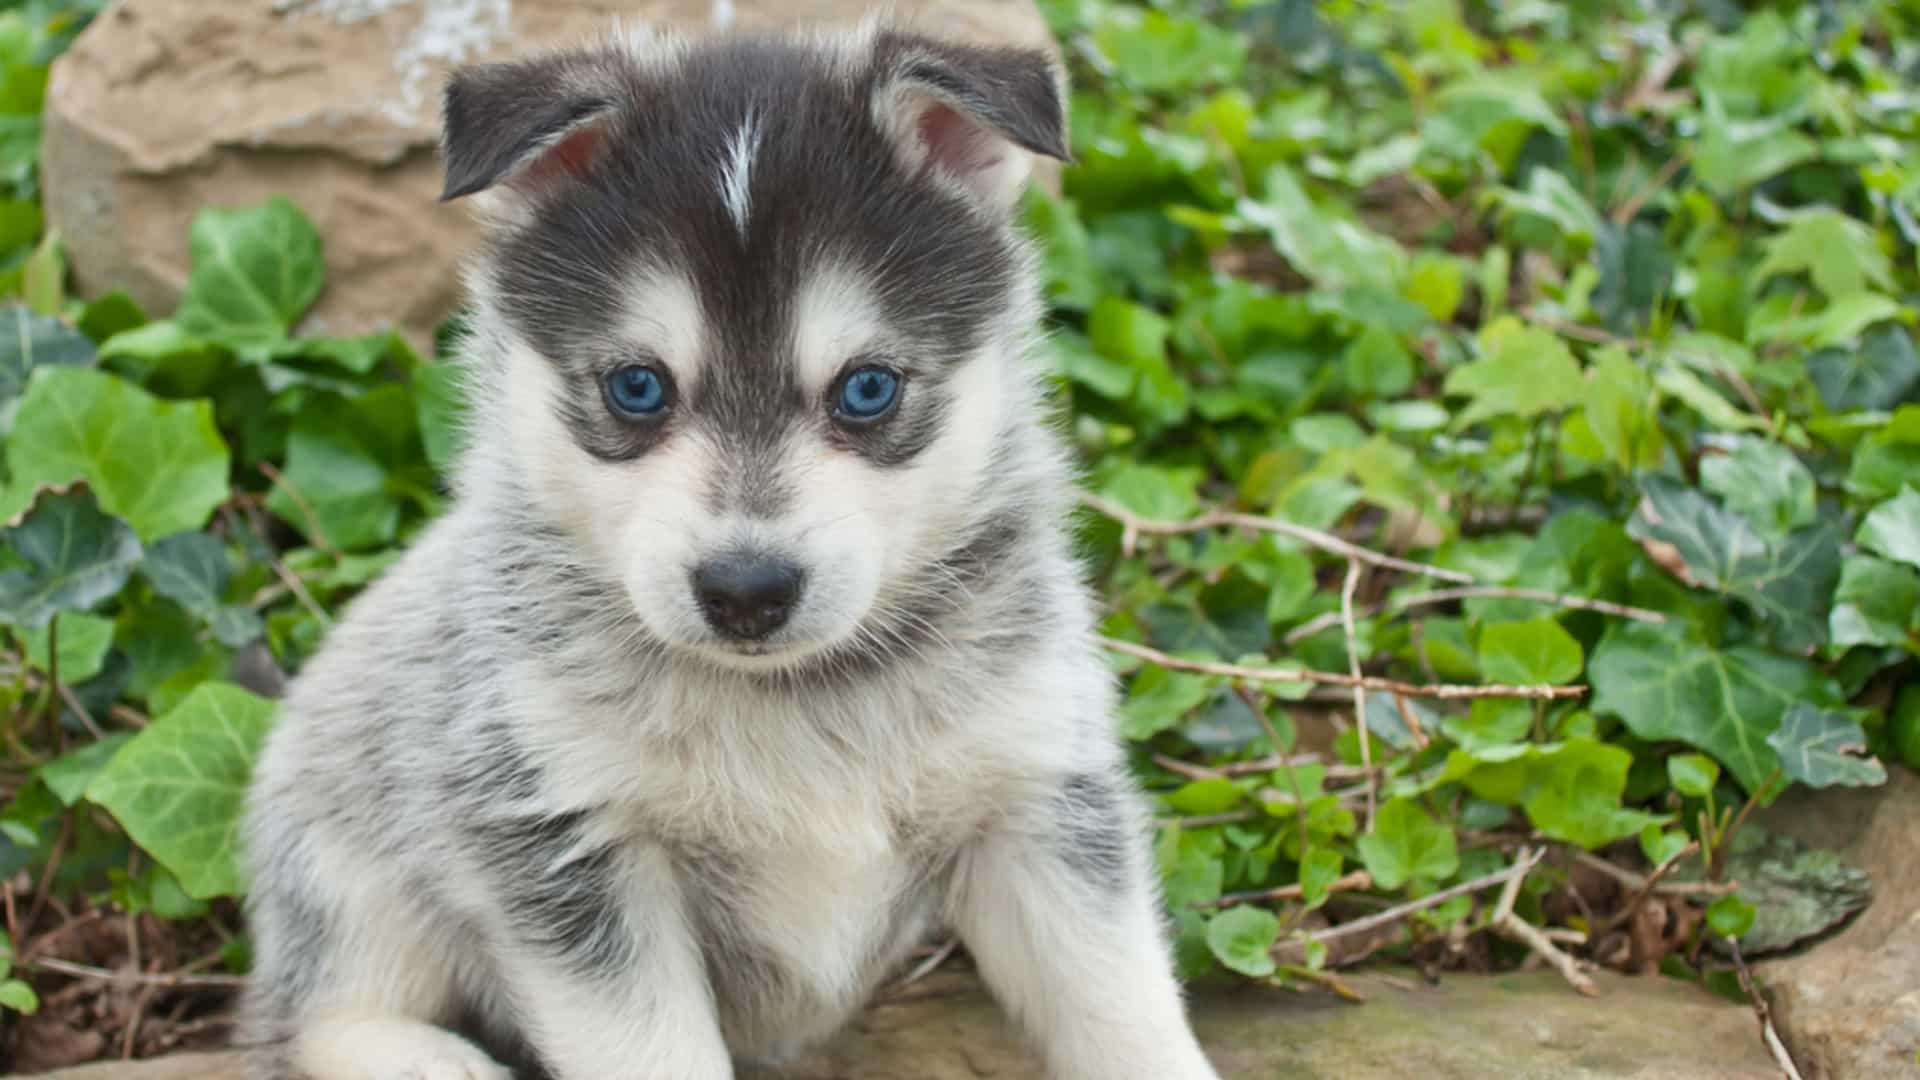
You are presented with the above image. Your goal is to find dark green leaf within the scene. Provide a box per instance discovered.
[1807,324,1920,413]
[0,488,141,629]
[1857,488,1920,571]
[0,306,93,402]
[1829,555,1920,650]
[1589,623,1836,791]
[1766,705,1886,789]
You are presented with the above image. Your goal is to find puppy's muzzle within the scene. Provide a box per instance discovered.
[693,553,805,641]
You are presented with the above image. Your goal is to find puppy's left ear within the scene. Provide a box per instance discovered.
[438,48,624,211]
[870,33,1070,213]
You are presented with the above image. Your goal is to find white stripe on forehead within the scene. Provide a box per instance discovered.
[618,268,706,380]
[793,265,889,390]
[718,113,763,240]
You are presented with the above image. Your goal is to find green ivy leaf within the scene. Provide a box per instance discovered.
[1752,209,1895,300]
[38,733,133,807]
[20,611,113,683]
[1483,738,1668,850]
[1342,325,1414,397]
[1589,623,1836,790]
[0,305,93,402]
[1707,894,1757,939]
[0,978,37,1015]
[5,368,231,542]
[1298,847,1342,910]
[1204,905,1279,978]
[0,489,142,629]
[1582,348,1661,471]
[1356,797,1458,891]
[1667,754,1721,799]
[1477,617,1583,686]
[1629,476,1842,652]
[1166,777,1243,816]
[174,197,326,353]
[86,682,277,900]
[1766,705,1887,789]
[139,531,262,648]
[1445,317,1584,428]
[1830,555,1920,650]
[1807,324,1920,412]
[1857,488,1920,571]
[1699,438,1817,534]
[1119,663,1215,740]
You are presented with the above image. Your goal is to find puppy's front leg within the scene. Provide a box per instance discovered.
[492,839,732,1079]
[953,770,1222,1080]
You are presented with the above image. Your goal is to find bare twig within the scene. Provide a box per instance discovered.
[1598,841,1700,935]
[1076,490,1475,584]
[1727,936,1805,1080]
[1283,585,1666,646]
[1568,850,1737,897]
[1209,754,1374,781]
[26,957,245,989]
[1490,846,1599,996]
[267,557,332,629]
[1198,870,1374,911]
[1101,637,1587,701]
[1151,754,1221,782]
[1340,560,1376,830]
[1294,850,1544,950]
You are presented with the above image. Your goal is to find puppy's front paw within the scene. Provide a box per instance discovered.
[295,1016,514,1080]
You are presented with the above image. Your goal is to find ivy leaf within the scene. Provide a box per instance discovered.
[0,979,37,1015]
[1118,664,1215,740]
[1342,324,1414,397]
[1520,739,1667,850]
[1477,617,1583,685]
[1629,476,1842,652]
[1582,348,1661,471]
[1752,210,1895,300]
[1298,847,1342,910]
[1707,894,1757,939]
[1699,438,1817,534]
[1857,488,1920,571]
[174,197,326,353]
[1766,706,1887,789]
[20,611,114,683]
[1589,623,1836,790]
[1807,324,1920,413]
[0,306,94,403]
[86,682,277,900]
[1445,318,1584,428]
[1204,905,1278,978]
[1829,555,1920,650]
[1667,754,1721,799]
[139,532,262,648]
[6,368,231,542]
[1356,797,1458,890]
[0,489,142,629]
[38,733,133,807]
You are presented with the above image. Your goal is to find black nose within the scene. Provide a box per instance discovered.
[692,555,804,641]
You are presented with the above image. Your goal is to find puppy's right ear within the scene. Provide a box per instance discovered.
[438,52,621,206]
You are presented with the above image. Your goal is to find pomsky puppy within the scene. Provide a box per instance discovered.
[236,15,1222,1080]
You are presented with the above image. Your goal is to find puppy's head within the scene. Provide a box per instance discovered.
[441,22,1068,673]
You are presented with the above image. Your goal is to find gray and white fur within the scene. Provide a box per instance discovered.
[236,17,1221,1080]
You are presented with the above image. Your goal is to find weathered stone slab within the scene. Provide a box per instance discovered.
[1758,765,1920,1079]
[42,0,1058,351]
[19,967,1780,1079]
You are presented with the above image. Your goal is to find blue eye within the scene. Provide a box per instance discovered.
[605,364,668,418]
[836,365,901,421]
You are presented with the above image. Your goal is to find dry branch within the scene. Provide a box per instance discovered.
[1101,637,1587,701]
[1293,849,1544,951]
[1076,490,1475,583]
[1198,870,1374,910]
[28,957,246,989]
[1490,847,1599,996]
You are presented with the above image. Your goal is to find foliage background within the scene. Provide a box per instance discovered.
[0,0,1917,1061]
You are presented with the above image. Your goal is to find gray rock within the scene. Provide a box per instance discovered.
[1758,764,1920,1079]
[42,0,1059,352]
[18,968,1780,1079]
